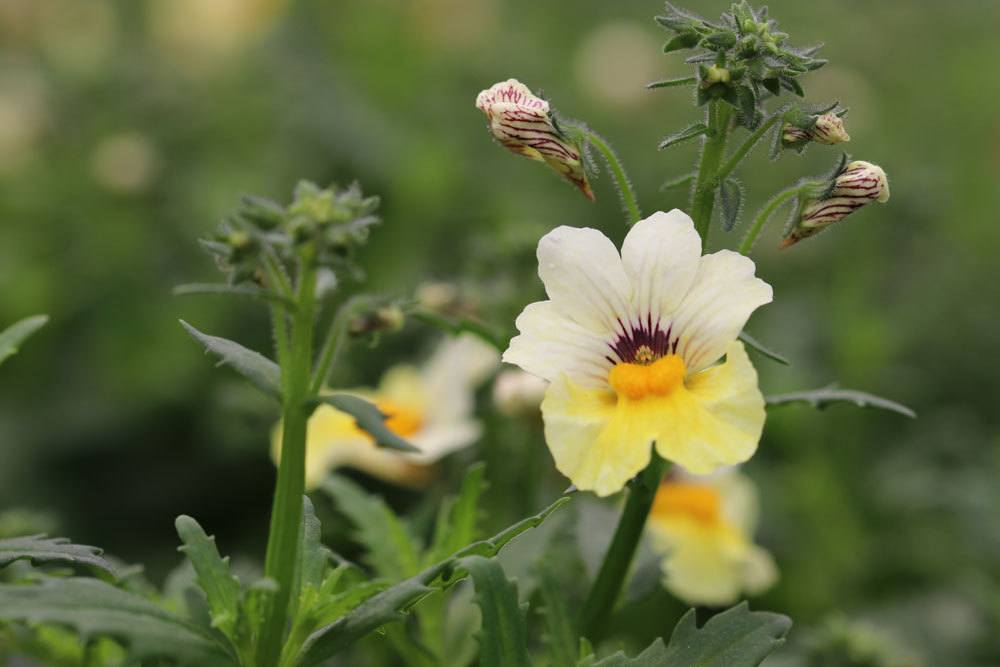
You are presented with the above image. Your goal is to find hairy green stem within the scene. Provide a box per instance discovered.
[586,130,642,225]
[309,294,370,395]
[715,112,782,184]
[258,246,318,666]
[578,453,670,640]
[690,102,733,244]
[738,185,801,255]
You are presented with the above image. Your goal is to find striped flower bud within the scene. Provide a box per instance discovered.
[476,79,594,201]
[781,160,889,248]
[782,113,850,147]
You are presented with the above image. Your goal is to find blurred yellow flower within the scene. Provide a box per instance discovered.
[647,470,777,606]
[503,210,771,496]
[274,333,498,488]
[475,79,594,201]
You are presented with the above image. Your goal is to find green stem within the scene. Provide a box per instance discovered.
[715,112,782,184]
[586,130,642,225]
[309,294,370,395]
[738,185,801,255]
[258,246,318,667]
[690,102,733,244]
[578,453,670,640]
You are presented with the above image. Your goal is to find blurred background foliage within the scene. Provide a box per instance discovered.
[1,1,998,665]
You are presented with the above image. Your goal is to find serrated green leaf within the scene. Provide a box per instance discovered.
[173,283,295,309]
[296,496,330,597]
[537,561,577,667]
[461,556,530,667]
[426,463,486,566]
[766,385,916,418]
[646,76,696,90]
[300,492,571,666]
[661,603,791,667]
[322,476,422,579]
[0,315,48,367]
[0,535,115,576]
[175,516,241,641]
[738,331,790,366]
[0,578,232,665]
[179,320,280,398]
[313,394,420,453]
[720,178,744,231]
[582,638,668,666]
[659,123,709,150]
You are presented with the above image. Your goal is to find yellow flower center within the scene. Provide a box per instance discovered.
[375,400,424,437]
[652,482,723,525]
[608,354,686,401]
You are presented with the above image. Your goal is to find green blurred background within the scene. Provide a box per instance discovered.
[1,0,998,665]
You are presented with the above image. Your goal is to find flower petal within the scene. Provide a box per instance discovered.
[620,210,701,324]
[670,251,772,373]
[651,519,750,606]
[652,341,765,473]
[503,301,614,388]
[537,226,632,336]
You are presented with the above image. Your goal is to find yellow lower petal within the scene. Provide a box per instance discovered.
[650,517,752,606]
[540,341,765,496]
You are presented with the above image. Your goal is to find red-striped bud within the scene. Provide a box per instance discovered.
[781,160,889,248]
[782,113,850,147]
[475,79,594,201]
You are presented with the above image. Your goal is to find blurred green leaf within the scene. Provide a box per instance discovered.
[658,123,709,150]
[179,320,281,398]
[313,394,420,453]
[766,384,916,418]
[175,516,241,642]
[720,178,744,231]
[411,308,506,351]
[581,638,667,666]
[461,556,530,667]
[537,560,578,667]
[173,283,295,309]
[426,463,487,566]
[646,76,697,89]
[0,535,115,577]
[661,603,791,666]
[0,315,48,367]
[0,578,232,666]
[296,496,331,598]
[739,331,790,365]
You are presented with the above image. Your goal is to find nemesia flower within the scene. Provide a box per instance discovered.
[782,113,850,146]
[475,79,594,201]
[492,369,548,416]
[273,333,498,488]
[647,469,777,606]
[781,160,889,248]
[503,210,772,496]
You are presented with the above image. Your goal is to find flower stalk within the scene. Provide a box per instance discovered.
[738,184,802,255]
[690,101,733,242]
[578,453,670,640]
[258,245,319,667]
[584,129,642,225]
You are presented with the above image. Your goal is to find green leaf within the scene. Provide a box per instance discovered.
[537,560,578,667]
[583,638,668,666]
[0,535,115,576]
[173,283,295,309]
[766,384,916,418]
[646,76,697,89]
[179,320,281,398]
[659,123,709,150]
[460,556,530,667]
[322,476,422,579]
[660,172,696,191]
[0,577,232,665]
[661,603,791,667]
[411,308,506,351]
[662,32,701,53]
[426,463,487,566]
[296,496,331,596]
[0,314,48,367]
[313,394,420,453]
[720,178,744,231]
[175,516,241,640]
[300,492,571,666]
[738,331,790,366]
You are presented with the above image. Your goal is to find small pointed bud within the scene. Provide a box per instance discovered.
[703,65,731,85]
[783,113,850,148]
[475,79,594,201]
[781,160,889,248]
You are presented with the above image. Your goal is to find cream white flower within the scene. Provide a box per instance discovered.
[647,469,777,606]
[273,333,499,488]
[503,210,772,496]
[492,369,548,416]
[782,160,889,248]
[476,79,594,201]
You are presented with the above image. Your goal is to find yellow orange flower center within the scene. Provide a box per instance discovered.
[651,482,723,525]
[375,400,424,437]
[608,354,686,401]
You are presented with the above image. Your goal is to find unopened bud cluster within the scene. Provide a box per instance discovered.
[782,160,889,248]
